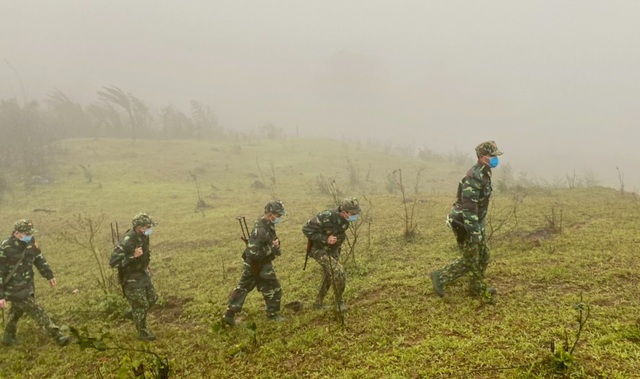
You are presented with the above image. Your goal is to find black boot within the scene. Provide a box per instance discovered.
[431,270,445,297]
[56,335,71,347]
[135,317,156,341]
[2,323,19,346]
[222,310,236,326]
[138,328,156,341]
[2,332,19,346]
[267,313,285,322]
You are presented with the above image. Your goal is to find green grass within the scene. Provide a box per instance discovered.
[1,137,639,378]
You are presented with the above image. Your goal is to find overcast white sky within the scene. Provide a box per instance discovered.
[1,1,639,189]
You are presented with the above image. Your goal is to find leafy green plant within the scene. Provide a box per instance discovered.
[548,294,591,372]
[246,321,258,346]
[70,327,171,378]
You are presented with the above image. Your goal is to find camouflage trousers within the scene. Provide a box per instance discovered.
[439,242,490,296]
[3,295,63,340]
[124,281,158,334]
[310,249,345,304]
[226,260,282,317]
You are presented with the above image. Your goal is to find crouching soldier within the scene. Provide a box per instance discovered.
[0,219,71,347]
[110,213,159,341]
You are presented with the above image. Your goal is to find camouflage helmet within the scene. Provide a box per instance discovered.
[339,197,361,214]
[475,141,503,157]
[265,200,286,215]
[14,219,36,234]
[132,213,157,228]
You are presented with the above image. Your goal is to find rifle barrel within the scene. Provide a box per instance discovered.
[236,216,250,245]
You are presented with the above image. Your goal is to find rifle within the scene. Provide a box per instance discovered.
[447,214,488,247]
[236,216,250,246]
[237,216,263,275]
[303,239,311,270]
[110,221,125,297]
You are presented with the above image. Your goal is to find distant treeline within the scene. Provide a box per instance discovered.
[0,85,222,176]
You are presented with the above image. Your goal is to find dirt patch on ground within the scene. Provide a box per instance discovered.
[503,227,558,247]
[151,295,193,322]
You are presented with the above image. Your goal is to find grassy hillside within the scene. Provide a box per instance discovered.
[1,137,639,378]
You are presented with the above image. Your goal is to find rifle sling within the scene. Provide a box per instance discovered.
[3,251,27,287]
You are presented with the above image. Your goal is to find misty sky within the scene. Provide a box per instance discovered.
[1,1,639,189]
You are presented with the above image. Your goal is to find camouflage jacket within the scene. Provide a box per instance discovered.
[451,163,493,240]
[109,229,152,287]
[302,207,350,253]
[242,216,280,264]
[0,235,54,301]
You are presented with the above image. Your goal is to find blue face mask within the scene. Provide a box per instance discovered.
[144,228,153,236]
[273,217,282,225]
[489,156,499,168]
[348,214,359,222]
[20,235,33,242]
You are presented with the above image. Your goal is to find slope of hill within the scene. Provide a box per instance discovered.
[0,137,638,378]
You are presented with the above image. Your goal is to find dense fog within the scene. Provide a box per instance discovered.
[1,1,638,189]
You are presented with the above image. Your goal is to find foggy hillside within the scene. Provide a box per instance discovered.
[1,1,639,189]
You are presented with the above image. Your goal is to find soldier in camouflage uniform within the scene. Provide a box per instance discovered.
[431,141,503,302]
[0,220,71,346]
[222,200,287,326]
[302,197,361,313]
[109,213,159,341]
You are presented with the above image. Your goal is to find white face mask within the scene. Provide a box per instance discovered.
[144,228,153,236]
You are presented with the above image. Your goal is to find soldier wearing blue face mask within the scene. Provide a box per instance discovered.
[223,200,287,326]
[302,197,361,313]
[0,219,71,346]
[431,141,503,304]
[109,213,158,341]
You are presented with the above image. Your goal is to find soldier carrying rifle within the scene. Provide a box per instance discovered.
[222,200,287,326]
[302,197,361,314]
[109,213,159,341]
